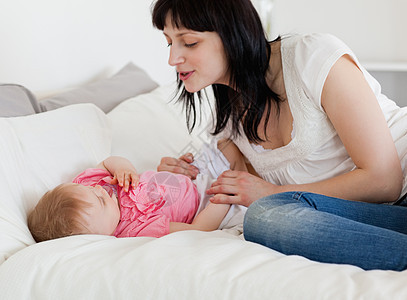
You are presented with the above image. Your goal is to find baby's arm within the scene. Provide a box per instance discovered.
[96,156,139,191]
[169,139,246,233]
[169,203,230,232]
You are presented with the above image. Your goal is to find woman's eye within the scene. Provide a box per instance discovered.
[167,43,172,47]
[185,42,197,48]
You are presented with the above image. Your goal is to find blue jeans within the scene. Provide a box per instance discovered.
[243,192,407,271]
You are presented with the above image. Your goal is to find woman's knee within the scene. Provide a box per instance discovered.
[245,192,300,218]
[243,192,299,242]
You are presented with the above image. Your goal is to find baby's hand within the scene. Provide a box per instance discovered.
[111,170,140,192]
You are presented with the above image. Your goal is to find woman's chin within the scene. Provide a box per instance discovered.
[183,84,198,93]
[183,82,210,94]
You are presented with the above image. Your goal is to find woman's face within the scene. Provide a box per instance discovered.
[163,14,230,92]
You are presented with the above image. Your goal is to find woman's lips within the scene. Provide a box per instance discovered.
[179,71,194,81]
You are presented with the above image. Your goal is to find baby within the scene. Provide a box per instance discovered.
[28,140,247,242]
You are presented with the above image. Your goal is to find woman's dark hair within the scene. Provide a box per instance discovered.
[152,0,281,142]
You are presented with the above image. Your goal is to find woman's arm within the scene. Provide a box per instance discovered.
[217,139,249,172]
[307,54,402,202]
[96,156,140,192]
[208,55,403,205]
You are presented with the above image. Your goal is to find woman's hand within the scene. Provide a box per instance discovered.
[157,153,199,179]
[206,170,279,207]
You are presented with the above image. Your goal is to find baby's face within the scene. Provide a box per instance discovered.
[69,184,120,235]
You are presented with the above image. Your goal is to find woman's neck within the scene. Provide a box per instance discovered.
[266,40,286,100]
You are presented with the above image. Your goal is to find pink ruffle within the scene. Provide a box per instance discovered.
[73,169,199,238]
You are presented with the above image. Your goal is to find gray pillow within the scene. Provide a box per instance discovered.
[39,62,159,113]
[0,84,41,117]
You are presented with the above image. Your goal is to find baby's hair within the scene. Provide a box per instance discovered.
[27,183,92,242]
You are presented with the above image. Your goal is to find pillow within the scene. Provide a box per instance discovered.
[39,62,159,113]
[0,83,41,117]
[0,103,111,265]
[108,83,216,173]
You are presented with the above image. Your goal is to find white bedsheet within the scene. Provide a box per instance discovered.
[1,231,407,299]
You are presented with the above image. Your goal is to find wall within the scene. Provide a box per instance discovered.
[0,0,174,94]
[0,0,405,103]
[266,0,407,105]
[271,0,407,63]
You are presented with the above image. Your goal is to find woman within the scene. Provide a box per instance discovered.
[152,0,407,270]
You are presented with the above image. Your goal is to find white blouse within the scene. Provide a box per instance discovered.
[228,33,407,199]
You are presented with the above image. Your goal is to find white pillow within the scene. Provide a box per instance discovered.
[0,104,111,264]
[0,83,214,265]
[108,83,215,173]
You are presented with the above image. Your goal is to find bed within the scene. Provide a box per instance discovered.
[1,63,407,299]
[2,1,407,299]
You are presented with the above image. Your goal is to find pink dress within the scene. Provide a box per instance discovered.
[73,168,199,238]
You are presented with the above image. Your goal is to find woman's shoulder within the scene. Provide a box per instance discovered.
[281,33,354,107]
[282,33,351,68]
[281,33,351,76]
[282,33,346,51]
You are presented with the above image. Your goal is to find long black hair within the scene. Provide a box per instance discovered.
[152,0,281,143]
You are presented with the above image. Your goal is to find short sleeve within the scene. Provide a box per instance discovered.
[72,168,112,186]
[114,214,170,238]
[293,33,356,110]
[134,214,170,238]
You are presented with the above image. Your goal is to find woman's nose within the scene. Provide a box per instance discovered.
[168,46,185,66]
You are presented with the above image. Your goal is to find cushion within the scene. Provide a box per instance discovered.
[0,104,111,264]
[108,83,215,173]
[0,84,41,117]
[0,83,215,266]
[39,62,159,113]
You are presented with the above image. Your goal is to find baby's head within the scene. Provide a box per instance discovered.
[28,183,120,242]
